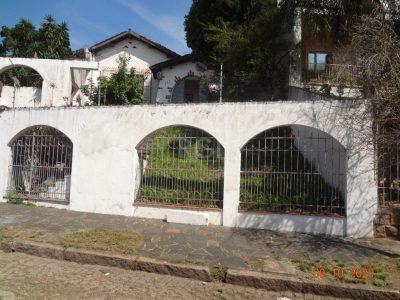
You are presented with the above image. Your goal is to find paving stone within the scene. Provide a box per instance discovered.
[0,203,399,275]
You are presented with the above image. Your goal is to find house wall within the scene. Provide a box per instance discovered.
[92,38,172,72]
[0,101,377,238]
[91,38,174,103]
[156,62,207,103]
[0,57,98,107]
[0,86,42,107]
[289,12,359,98]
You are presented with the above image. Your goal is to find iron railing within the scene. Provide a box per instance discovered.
[135,127,224,209]
[240,126,346,216]
[303,63,357,87]
[7,127,73,202]
[377,135,400,207]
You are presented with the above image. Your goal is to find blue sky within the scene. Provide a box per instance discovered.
[0,0,192,55]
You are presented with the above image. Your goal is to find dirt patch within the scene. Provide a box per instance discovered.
[0,227,57,244]
[0,226,143,255]
[60,228,143,255]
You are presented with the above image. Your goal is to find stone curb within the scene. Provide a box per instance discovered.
[226,269,400,300]
[1,240,211,282]
[1,240,399,299]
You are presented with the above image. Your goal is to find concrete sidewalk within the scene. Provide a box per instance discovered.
[1,203,399,273]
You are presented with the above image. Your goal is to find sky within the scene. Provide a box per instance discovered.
[0,0,193,55]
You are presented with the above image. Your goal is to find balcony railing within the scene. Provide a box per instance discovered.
[302,64,358,87]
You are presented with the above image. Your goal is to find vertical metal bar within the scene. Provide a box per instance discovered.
[28,132,36,197]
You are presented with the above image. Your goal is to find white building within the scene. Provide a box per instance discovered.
[0,29,212,107]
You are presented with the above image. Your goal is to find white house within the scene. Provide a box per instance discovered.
[0,29,212,107]
[87,29,211,104]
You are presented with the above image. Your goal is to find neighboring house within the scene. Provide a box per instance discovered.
[150,54,210,103]
[288,10,361,99]
[87,29,210,104]
[0,29,211,107]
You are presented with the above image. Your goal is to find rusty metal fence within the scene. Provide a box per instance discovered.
[377,135,400,207]
[240,126,346,216]
[303,63,357,87]
[135,127,224,209]
[7,126,73,202]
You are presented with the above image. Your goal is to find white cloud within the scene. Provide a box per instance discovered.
[118,0,190,53]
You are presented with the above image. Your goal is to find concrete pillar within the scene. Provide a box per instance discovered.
[345,150,378,238]
[222,147,241,226]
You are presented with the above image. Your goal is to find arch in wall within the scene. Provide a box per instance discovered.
[134,125,225,209]
[0,64,44,107]
[7,125,73,202]
[170,76,209,103]
[240,124,347,216]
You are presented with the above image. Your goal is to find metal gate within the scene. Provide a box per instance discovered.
[135,127,224,209]
[7,126,73,202]
[240,125,346,216]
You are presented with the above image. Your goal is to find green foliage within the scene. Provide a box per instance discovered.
[320,84,332,96]
[1,15,72,59]
[0,66,43,88]
[136,127,224,208]
[0,15,74,87]
[185,0,294,100]
[185,0,247,60]
[211,264,228,282]
[82,55,144,105]
[184,0,398,101]
[6,196,36,206]
[60,228,143,255]
[0,19,39,57]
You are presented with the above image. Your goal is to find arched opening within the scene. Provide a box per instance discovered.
[135,126,224,209]
[7,126,73,202]
[171,76,209,103]
[240,125,346,216]
[0,65,43,107]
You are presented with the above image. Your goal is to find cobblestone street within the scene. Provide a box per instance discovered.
[0,251,347,300]
[1,203,398,272]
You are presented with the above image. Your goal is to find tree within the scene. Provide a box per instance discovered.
[38,15,72,59]
[81,55,144,105]
[351,8,400,135]
[185,0,294,101]
[0,18,39,57]
[0,15,72,59]
[0,16,73,87]
[184,0,399,101]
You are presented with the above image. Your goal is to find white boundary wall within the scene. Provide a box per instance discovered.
[0,101,377,238]
[0,57,98,107]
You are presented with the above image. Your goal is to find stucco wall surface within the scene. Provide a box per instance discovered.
[0,57,98,107]
[0,86,42,107]
[0,101,377,238]
[156,62,207,103]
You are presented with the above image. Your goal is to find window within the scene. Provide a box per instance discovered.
[307,52,328,73]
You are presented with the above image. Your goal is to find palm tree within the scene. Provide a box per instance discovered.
[39,15,71,59]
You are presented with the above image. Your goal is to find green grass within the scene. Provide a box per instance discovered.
[211,264,228,282]
[292,255,398,288]
[137,127,224,206]
[60,228,143,255]
[6,196,36,206]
